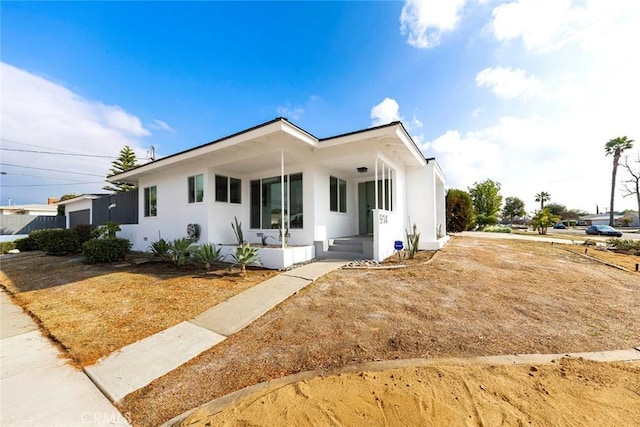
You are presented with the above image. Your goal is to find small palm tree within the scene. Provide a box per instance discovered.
[605,136,634,226]
[535,192,551,211]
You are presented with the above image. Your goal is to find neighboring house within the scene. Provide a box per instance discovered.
[580,213,639,227]
[109,118,448,268]
[0,200,63,239]
[0,204,58,216]
[57,192,140,229]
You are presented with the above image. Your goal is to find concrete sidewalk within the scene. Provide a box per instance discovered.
[84,260,346,403]
[1,291,130,426]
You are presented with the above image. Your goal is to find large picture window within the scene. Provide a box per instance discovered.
[330,176,347,213]
[250,173,303,229]
[188,174,204,203]
[215,175,241,204]
[144,186,157,217]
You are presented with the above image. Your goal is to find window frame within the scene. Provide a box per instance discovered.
[187,174,204,204]
[329,176,347,213]
[144,185,157,217]
[215,174,242,204]
[249,173,303,230]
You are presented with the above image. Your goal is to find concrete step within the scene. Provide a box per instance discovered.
[328,244,363,253]
[322,251,367,261]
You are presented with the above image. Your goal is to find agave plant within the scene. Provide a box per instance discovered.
[230,242,260,276]
[149,238,171,260]
[191,243,223,270]
[168,237,195,268]
[231,216,244,245]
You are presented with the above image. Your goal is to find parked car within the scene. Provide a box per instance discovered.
[553,223,567,229]
[585,225,623,237]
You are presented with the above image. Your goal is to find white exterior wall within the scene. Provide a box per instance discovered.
[64,199,94,229]
[406,162,448,250]
[312,165,357,241]
[135,165,208,250]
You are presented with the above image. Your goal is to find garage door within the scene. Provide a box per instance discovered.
[69,209,90,227]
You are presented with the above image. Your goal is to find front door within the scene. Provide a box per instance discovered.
[358,181,375,235]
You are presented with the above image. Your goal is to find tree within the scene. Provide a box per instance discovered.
[446,189,475,232]
[57,193,77,216]
[103,145,138,193]
[534,191,551,211]
[621,152,640,223]
[544,203,566,216]
[468,179,502,228]
[530,208,561,235]
[605,136,634,226]
[501,197,525,223]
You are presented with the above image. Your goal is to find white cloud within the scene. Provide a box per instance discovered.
[489,0,640,52]
[475,66,544,98]
[276,105,305,121]
[400,0,467,49]
[370,97,402,126]
[149,119,174,132]
[0,62,150,204]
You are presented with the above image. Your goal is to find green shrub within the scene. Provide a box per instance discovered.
[169,238,195,268]
[15,236,38,252]
[192,243,223,270]
[32,228,81,255]
[149,238,171,260]
[230,242,260,276]
[98,221,121,239]
[82,238,131,264]
[0,241,16,254]
[483,225,512,233]
[606,238,640,252]
[476,214,499,228]
[73,224,99,245]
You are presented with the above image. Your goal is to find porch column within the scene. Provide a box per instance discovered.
[374,157,379,210]
[281,150,285,249]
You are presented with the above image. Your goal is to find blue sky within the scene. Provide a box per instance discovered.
[2,0,639,214]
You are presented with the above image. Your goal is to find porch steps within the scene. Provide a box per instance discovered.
[326,237,366,260]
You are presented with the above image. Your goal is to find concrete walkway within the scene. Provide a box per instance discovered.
[84,260,346,403]
[1,291,130,426]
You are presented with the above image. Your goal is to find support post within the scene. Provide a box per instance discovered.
[281,150,285,249]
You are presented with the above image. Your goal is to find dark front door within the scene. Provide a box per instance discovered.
[358,181,375,235]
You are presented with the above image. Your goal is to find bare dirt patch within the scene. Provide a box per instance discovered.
[0,252,276,366]
[184,359,640,427]
[560,244,640,272]
[118,236,640,426]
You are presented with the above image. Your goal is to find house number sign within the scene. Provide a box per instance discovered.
[379,214,388,224]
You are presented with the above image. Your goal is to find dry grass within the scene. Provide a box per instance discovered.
[0,252,276,366]
[560,244,640,271]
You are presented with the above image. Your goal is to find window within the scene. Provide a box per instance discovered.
[249,173,303,229]
[188,174,204,203]
[215,175,241,204]
[144,186,157,217]
[330,176,347,213]
[215,175,228,202]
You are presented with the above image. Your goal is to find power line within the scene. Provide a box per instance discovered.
[0,147,117,159]
[0,181,104,187]
[0,163,105,177]
[0,171,101,181]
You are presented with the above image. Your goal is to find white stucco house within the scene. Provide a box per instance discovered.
[109,118,448,268]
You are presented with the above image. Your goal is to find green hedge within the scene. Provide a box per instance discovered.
[14,236,38,252]
[30,228,81,255]
[0,241,16,254]
[82,238,132,264]
[73,224,98,245]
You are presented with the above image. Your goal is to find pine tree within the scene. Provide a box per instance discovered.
[103,146,138,192]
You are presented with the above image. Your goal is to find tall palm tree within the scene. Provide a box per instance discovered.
[535,192,551,211]
[605,136,634,226]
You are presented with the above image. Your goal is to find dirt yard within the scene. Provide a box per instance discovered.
[118,236,640,426]
[183,358,640,427]
[0,252,276,366]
